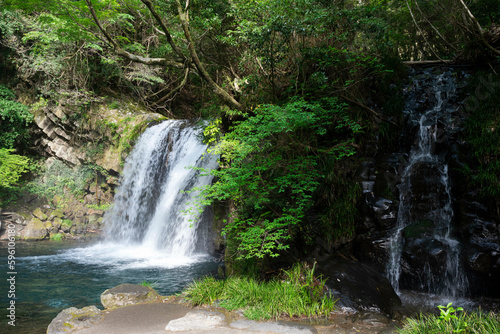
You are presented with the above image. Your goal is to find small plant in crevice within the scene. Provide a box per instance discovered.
[397,303,500,334]
[139,281,158,288]
[437,303,467,333]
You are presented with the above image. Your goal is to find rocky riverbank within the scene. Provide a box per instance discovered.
[47,284,400,334]
[0,196,106,241]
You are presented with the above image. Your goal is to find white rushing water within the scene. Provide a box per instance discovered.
[54,120,218,269]
[103,120,218,260]
[43,120,217,270]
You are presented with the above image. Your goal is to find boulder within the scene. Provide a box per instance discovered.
[47,306,102,334]
[52,217,63,230]
[22,218,48,240]
[45,221,59,234]
[48,209,65,220]
[100,284,160,309]
[33,207,48,221]
[61,220,72,233]
[70,221,86,235]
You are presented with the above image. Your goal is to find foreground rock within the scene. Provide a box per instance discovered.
[101,283,160,309]
[165,310,226,331]
[47,306,102,334]
[49,285,399,334]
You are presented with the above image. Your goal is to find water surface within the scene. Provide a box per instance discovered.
[0,240,219,333]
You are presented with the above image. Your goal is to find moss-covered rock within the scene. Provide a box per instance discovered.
[47,305,102,334]
[32,207,48,221]
[48,209,65,220]
[22,218,48,240]
[100,284,160,309]
[53,217,63,229]
[45,221,58,234]
[61,219,73,233]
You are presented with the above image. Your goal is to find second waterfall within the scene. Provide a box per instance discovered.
[387,68,469,298]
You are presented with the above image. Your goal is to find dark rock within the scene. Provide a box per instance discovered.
[316,256,401,317]
[465,249,492,274]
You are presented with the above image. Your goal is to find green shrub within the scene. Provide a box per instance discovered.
[192,97,362,260]
[0,85,33,149]
[139,281,157,288]
[0,148,30,188]
[50,233,63,241]
[26,160,97,198]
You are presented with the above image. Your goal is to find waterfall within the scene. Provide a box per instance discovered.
[387,69,468,297]
[104,120,218,258]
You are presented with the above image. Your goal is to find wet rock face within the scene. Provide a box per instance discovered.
[455,198,500,296]
[316,257,401,317]
[408,161,450,221]
[355,67,500,299]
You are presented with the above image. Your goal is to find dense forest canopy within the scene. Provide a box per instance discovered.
[1,0,499,263]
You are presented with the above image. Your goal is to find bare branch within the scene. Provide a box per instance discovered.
[406,0,446,61]
[85,0,185,68]
[155,67,190,104]
[85,0,118,48]
[458,0,500,56]
[413,0,458,51]
[174,0,243,110]
[140,0,187,61]
[114,49,184,68]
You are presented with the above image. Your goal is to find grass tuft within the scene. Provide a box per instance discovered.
[183,262,336,320]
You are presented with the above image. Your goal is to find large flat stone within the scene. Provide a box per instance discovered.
[165,310,225,331]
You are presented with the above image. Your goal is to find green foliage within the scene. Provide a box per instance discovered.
[437,303,464,324]
[183,262,335,320]
[461,71,500,198]
[50,233,63,241]
[227,0,394,102]
[397,305,500,334]
[139,281,157,288]
[0,85,33,149]
[0,148,30,188]
[192,97,362,259]
[86,203,111,211]
[317,177,361,242]
[26,160,95,198]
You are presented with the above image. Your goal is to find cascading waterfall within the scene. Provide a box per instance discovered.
[104,120,218,257]
[387,69,468,298]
